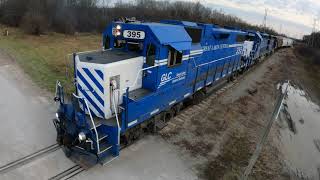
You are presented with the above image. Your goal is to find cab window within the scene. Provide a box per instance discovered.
[168,47,182,67]
[146,44,156,66]
[104,35,110,49]
[128,42,143,53]
[236,35,246,43]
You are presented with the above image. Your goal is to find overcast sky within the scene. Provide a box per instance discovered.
[186,0,320,39]
[105,0,320,39]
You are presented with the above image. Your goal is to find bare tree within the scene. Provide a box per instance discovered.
[0,0,279,35]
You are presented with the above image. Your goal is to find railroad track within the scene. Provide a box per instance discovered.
[0,143,60,174]
[167,57,267,130]
[48,165,84,180]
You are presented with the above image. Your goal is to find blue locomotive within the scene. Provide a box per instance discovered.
[53,19,285,167]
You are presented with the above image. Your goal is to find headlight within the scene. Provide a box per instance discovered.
[78,132,86,142]
[116,25,121,30]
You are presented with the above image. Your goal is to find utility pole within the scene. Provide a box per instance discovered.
[311,18,318,47]
[103,0,106,17]
[262,8,268,30]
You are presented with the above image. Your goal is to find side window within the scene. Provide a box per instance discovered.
[168,48,182,67]
[236,35,246,43]
[114,39,125,48]
[146,44,156,66]
[104,36,110,49]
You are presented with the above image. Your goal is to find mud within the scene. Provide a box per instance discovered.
[278,83,320,180]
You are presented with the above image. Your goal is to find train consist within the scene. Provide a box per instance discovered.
[53,19,293,167]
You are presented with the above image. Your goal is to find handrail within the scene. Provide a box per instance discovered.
[123,64,158,91]
[192,54,238,68]
[111,88,120,146]
[67,50,102,56]
[54,80,60,104]
[72,93,100,153]
[55,80,64,104]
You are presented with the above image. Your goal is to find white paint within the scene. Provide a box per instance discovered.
[123,30,145,39]
[197,87,203,91]
[169,100,176,106]
[184,93,191,98]
[128,119,138,127]
[76,54,144,119]
[190,51,203,56]
[229,43,243,48]
[150,109,160,115]
[243,41,254,58]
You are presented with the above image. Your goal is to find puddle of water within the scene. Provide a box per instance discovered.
[278,82,320,179]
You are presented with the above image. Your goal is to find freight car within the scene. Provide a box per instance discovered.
[276,36,294,48]
[53,19,285,167]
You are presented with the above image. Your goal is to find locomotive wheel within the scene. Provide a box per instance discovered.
[228,73,236,82]
[193,90,206,105]
[164,108,175,122]
[173,102,183,116]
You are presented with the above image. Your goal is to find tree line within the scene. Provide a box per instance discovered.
[303,32,320,48]
[0,0,278,35]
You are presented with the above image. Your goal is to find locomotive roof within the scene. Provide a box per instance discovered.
[212,27,247,34]
[143,22,192,45]
[131,22,193,51]
[159,20,247,34]
[78,49,140,64]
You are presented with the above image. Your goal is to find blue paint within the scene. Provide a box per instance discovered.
[78,84,105,117]
[82,68,104,94]
[77,70,104,106]
[95,69,104,80]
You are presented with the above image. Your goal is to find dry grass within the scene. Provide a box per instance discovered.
[0,24,100,94]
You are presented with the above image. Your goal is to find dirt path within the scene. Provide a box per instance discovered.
[160,48,299,180]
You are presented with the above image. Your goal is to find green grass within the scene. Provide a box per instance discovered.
[0,25,101,94]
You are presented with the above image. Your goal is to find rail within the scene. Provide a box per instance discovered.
[72,93,100,154]
[0,144,60,174]
[48,165,84,180]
